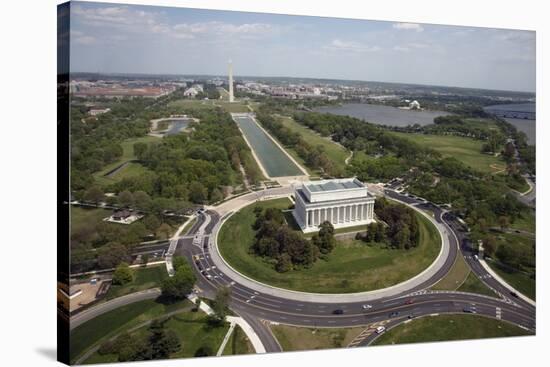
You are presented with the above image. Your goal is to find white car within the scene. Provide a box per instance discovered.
[362,304,373,310]
[375,326,386,334]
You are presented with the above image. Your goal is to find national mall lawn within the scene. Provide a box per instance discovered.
[218,198,441,293]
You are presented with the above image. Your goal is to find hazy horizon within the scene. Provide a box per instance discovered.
[70,1,536,93]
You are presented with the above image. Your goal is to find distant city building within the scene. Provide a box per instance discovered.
[183,87,199,98]
[293,178,375,233]
[88,108,111,116]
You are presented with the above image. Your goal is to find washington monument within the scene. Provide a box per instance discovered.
[228,60,234,103]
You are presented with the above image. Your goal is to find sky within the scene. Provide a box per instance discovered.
[69,1,536,92]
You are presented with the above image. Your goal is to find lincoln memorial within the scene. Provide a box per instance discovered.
[292,178,375,233]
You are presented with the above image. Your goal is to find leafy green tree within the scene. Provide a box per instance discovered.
[160,261,196,300]
[133,142,148,161]
[210,188,224,203]
[97,242,129,269]
[275,253,292,272]
[194,345,214,357]
[212,286,231,322]
[83,186,104,204]
[118,190,134,208]
[172,256,187,271]
[133,190,152,211]
[156,223,172,240]
[148,320,181,359]
[112,262,134,285]
[482,236,497,258]
[189,182,207,203]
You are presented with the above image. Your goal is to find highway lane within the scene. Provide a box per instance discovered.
[70,187,535,352]
[175,208,534,333]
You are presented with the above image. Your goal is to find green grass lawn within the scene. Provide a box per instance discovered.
[71,206,111,235]
[222,325,255,355]
[278,115,350,168]
[431,251,470,291]
[164,313,230,359]
[70,299,192,363]
[79,303,229,363]
[373,314,532,346]
[510,211,536,233]
[391,132,506,173]
[457,272,496,297]
[93,135,160,186]
[105,265,168,300]
[431,249,495,297]
[271,324,364,351]
[489,261,536,300]
[218,198,441,293]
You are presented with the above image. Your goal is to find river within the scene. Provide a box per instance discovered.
[313,103,451,127]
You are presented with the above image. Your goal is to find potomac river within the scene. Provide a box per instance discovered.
[313,103,451,127]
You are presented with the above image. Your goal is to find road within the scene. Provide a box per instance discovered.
[71,186,535,354]
[173,187,535,351]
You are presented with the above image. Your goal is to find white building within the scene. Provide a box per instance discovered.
[293,178,375,233]
[409,100,421,110]
[183,87,199,98]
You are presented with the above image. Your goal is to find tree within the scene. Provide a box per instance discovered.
[118,190,134,208]
[144,215,161,232]
[83,186,104,204]
[172,256,187,271]
[210,188,224,203]
[148,320,181,359]
[188,181,207,203]
[156,223,172,240]
[275,253,292,272]
[97,242,129,269]
[133,190,152,211]
[133,142,148,161]
[212,286,231,322]
[194,345,214,357]
[482,236,497,258]
[112,262,134,285]
[160,261,196,300]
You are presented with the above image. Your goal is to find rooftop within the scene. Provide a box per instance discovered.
[305,178,364,193]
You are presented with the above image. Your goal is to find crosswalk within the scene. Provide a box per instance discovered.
[347,320,390,347]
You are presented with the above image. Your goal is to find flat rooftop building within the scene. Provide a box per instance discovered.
[293,178,375,233]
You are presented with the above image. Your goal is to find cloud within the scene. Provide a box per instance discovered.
[324,39,380,53]
[71,30,96,45]
[393,23,424,32]
[171,21,277,40]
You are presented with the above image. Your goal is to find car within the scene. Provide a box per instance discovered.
[404,298,415,305]
[515,230,521,233]
[389,311,400,318]
[407,314,415,319]
[510,291,519,298]
[333,309,345,315]
[362,304,373,310]
[473,254,479,260]
[375,326,386,334]
[463,307,476,314]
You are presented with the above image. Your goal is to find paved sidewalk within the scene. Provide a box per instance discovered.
[216,321,236,356]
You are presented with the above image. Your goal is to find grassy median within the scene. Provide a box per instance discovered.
[373,314,532,346]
